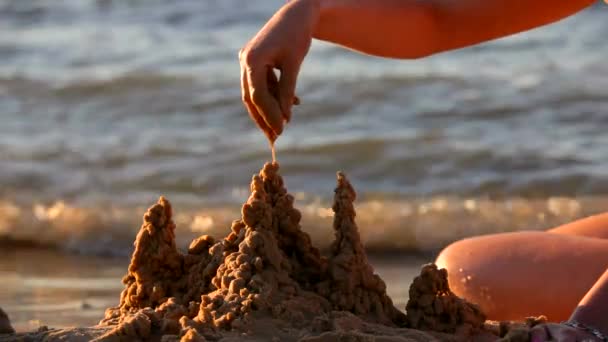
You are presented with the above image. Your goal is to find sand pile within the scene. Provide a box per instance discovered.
[2,162,544,342]
[405,264,486,335]
[96,162,415,341]
[0,308,15,334]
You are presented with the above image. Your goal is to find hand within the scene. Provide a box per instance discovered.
[530,323,602,342]
[239,0,318,141]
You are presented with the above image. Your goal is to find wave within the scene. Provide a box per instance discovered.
[1,194,605,258]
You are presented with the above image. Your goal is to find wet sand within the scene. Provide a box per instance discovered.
[0,163,542,341]
[0,248,124,331]
[0,248,420,333]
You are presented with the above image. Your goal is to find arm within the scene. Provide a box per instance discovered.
[239,0,596,139]
[315,0,595,58]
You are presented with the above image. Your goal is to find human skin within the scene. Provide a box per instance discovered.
[568,268,608,336]
[435,230,608,321]
[239,0,595,140]
[435,214,608,332]
[528,267,608,340]
[240,0,605,338]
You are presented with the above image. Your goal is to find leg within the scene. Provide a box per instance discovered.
[549,212,608,239]
[435,231,608,321]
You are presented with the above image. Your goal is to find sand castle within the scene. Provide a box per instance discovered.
[90,162,503,341]
[1,162,545,341]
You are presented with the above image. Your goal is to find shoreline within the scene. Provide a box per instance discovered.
[0,247,422,333]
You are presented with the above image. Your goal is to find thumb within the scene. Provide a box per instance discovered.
[278,62,300,123]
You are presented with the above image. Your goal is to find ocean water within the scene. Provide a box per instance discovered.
[1,1,608,268]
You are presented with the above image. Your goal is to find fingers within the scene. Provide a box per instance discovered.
[268,67,299,123]
[266,67,290,124]
[266,67,281,108]
[240,60,277,142]
[239,47,300,139]
[246,65,284,136]
[278,61,300,124]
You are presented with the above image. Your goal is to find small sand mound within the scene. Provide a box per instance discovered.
[0,307,15,334]
[405,264,486,335]
[492,316,547,342]
[95,162,509,341]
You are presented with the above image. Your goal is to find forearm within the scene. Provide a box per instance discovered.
[313,0,438,58]
[312,0,595,59]
[570,268,608,337]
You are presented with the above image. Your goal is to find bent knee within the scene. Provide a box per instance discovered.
[434,240,458,272]
[434,232,548,316]
[434,238,479,298]
[435,231,553,277]
[434,235,525,318]
[434,231,608,320]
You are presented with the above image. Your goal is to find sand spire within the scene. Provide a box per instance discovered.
[116,197,186,313]
[316,172,407,325]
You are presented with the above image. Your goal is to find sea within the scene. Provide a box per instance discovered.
[0,0,607,331]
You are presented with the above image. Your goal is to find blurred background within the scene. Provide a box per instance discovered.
[0,0,606,331]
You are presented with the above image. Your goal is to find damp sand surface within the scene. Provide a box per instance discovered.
[0,248,124,332]
[0,164,540,341]
[0,247,425,333]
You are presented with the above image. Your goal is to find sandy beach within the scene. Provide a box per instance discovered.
[0,247,418,332]
[1,2,606,341]
[0,163,544,342]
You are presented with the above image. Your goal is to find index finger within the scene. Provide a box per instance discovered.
[241,68,277,142]
[246,65,284,136]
